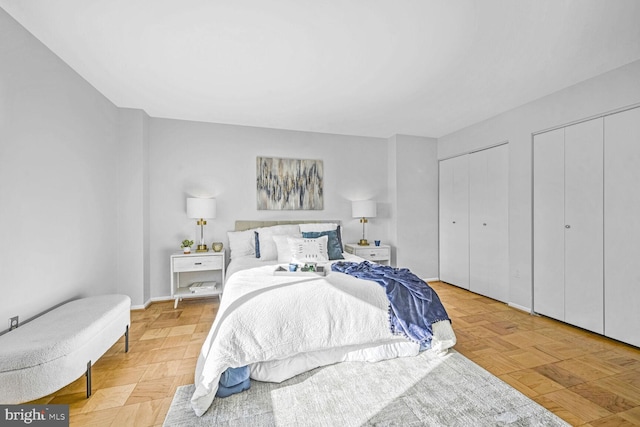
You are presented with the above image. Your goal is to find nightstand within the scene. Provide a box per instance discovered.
[170,251,226,308]
[344,243,391,265]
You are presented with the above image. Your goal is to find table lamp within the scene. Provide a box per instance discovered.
[352,200,377,246]
[187,197,216,252]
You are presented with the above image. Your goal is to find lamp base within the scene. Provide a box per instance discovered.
[196,244,209,252]
[358,239,370,246]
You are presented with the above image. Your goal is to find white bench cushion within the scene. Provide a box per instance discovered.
[0,294,130,403]
[0,295,130,372]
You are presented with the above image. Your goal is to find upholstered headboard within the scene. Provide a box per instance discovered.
[235,220,341,231]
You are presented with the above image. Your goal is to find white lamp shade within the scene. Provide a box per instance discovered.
[352,200,377,218]
[187,198,216,219]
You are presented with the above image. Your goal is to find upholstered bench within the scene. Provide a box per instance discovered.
[0,294,131,403]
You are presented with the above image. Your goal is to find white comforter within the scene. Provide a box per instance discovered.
[191,259,455,416]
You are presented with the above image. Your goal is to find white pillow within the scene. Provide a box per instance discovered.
[272,235,293,263]
[227,229,255,259]
[256,224,301,260]
[288,235,329,263]
[298,223,339,233]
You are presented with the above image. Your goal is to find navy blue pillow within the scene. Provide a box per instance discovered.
[254,231,261,258]
[336,225,344,253]
[302,230,344,260]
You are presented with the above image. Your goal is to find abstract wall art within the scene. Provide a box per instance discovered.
[256,156,324,210]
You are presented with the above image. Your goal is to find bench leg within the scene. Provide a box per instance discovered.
[125,324,129,353]
[86,361,92,398]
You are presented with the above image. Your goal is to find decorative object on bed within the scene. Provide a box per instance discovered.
[351,200,377,245]
[256,156,323,210]
[272,234,330,264]
[288,235,329,263]
[187,197,217,252]
[301,262,317,271]
[254,224,301,260]
[299,222,344,253]
[190,251,456,416]
[181,239,194,254]
[274,265,326,276]
[224,221,343,279]
[301,229,343,260]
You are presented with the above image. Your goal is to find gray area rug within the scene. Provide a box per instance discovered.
[163,349,569,426]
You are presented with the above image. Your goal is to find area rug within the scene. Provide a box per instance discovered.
[163,349,569,426]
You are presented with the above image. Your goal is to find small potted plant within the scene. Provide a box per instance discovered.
[181,239,194,254]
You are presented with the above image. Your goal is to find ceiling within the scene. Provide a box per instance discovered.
[2,0,640,138]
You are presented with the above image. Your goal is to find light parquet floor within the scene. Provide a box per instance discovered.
[431,282,640,427]
[27,298,220,427]
[28,282,640,426]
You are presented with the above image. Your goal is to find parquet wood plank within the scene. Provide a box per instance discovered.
[506,368,566,395]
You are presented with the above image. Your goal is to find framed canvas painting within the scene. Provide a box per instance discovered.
[256,157,323,210]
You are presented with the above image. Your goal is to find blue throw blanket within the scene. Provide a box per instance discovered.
[332,261,450,349]
[217,366,250,398]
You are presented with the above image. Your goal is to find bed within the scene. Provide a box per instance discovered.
[191,220,456,416]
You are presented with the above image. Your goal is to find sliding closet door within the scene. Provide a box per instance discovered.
[533,128,565,321]
[469,144,509,302]
[439,158,455,284]
[486,144,509,301]
[605,107,640,347]
[439,155,469,289]
[564,118,603,334]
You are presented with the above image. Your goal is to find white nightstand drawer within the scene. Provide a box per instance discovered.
[173,255,223,272]
[345,243,391,264]
[358,248,389,260]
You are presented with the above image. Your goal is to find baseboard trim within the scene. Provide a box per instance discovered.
[508,302,531,313]
[424,277,439,283]
[131,296,173,311]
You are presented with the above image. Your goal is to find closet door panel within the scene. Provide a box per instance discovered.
[564,118,604,334]
[439,159,455,284]
[469,149,490,297]
[469,145,509,302]
[451,155,470,289]
[484,144,509,302]
[533,128,565,321]
[604,107,640,347]
[439,155,469,289]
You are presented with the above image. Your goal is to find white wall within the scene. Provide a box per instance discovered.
[148,119,390,300]
[389,135,439,279]
[387,135,398,262]
[0,9,120,326]
[438,59,640,310]
[117,108,150,308]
